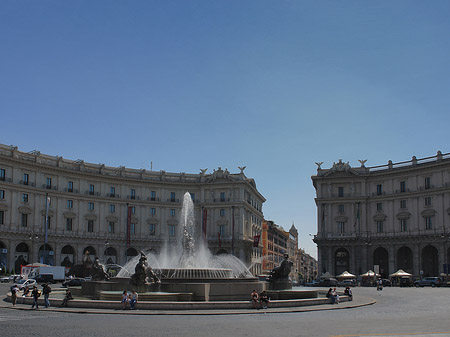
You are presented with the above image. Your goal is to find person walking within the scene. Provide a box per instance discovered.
[10,284,19,306]
[31,286,40,310]
[42,283,51,308]
[129,290,138,310]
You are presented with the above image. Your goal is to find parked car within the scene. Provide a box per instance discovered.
[62,278,85,287]
[399,277,412,287]
[338,279,356,287]
[319,278,338,287]
[0,276,10,283]
[381,279,392,287]
[34,274,54,284]
[14,278,37,290]
[305,280,320,287]
[414,277,442,287]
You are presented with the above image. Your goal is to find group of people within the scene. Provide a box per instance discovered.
[10,283,74,309]
[121,290,139,310]
[326,288,340,304]
[326,287,353,304]
[251,290,270,309]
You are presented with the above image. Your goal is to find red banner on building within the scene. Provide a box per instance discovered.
[202,209,208,240]
[253,234,260,247]
[218,232,221,248]
[127,206,132,248]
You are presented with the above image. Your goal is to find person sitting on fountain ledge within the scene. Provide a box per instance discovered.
[251,289,259,309]
[259,290,269,309]
[121,290,129,310]
[129,290,138,310]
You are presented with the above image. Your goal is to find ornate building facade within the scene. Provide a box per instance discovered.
[297,249,318,283]
[312,152,450,279]
[0,144,265,274]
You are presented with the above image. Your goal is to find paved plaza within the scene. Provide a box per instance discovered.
[1,283,450,337]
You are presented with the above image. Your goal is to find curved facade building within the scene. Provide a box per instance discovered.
[0,144,265,275]
[312,152,450,279]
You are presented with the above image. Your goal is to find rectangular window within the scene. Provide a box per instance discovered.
[425,177,431,189]
[337,222,345,233]
[66,218,73,231]
[67,200,73,209]
[22,193,28,203]
[88,202,94,211]
[21,213,28,227]
[130,189,136,199]
[376,203,382,211]
[338,205,345,213]
[150,191,156,201]
[219,224,226,237]
[337,187,344,197]
[400,219,407,232]
[130,223,135,235]
[400,200,407,209]
[68,181,73,192]
[46,178,52,189]
[149,224,156,235]
[0,168,5,181]
[190,193,195,201]
[108,222,115,233]
[425,216,433,230]
[425,196,432,206]
[131,206,136,215]
[169,224,176,237]
[0,210,4,225]
[400,181,406,193]
[150,208,156,216]
[23,173,29,185]
[220,192,226,201]
[110,187,115,197]
[87,220,94,232]
[376,184,382,195]
[110,204,115,213]
[377,221,383,233]
[0,190,4,200]
[89,184,95,195]
[170,192,176,202]
[170,209,175,217]
[220,209,226,217]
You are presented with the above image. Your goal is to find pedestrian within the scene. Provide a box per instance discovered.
[23,286,30,297]
[377,278,383,291]
[129,290,138,310]
[42,283,51,308]
[31,286,40,310]
[259,290,269,309]
[121,290,128,310]
[10,284,19,306]
[251,289,259,309]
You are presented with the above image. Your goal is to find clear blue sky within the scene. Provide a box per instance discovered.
[1,1,450,259]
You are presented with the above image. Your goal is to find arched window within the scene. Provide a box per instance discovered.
[334,248,350,276]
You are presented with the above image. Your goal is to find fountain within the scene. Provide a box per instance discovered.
[76,192,262,301]
[73,192,318,304]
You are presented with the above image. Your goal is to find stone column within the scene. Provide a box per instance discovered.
[413,243,420,277]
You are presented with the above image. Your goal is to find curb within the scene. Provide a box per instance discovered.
[0,296,376,315]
